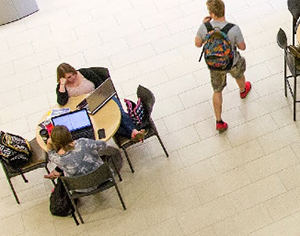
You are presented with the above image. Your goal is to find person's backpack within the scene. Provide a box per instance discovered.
[50,178,73,217]
[0,131,31,170]
[124,98,145,126]
[199,22,235,71]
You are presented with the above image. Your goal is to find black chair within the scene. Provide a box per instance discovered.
[59,163,126,225]
[0,138,54,204]
[113,85,169,173]
[277,28,300,120]
[98,146,123,181]
[287,0,300,45]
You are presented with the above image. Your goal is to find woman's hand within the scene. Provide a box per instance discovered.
[44,169,61,179]
[58,78,67,93]
[59,78,67,86]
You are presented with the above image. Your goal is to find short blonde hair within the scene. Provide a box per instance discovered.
[206,0,225,18]
[56,63,77,83]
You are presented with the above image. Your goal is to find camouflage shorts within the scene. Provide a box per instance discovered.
[210,55,246,92]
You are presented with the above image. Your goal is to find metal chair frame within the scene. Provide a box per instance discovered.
[60,163,126,225]
[1,138,54,204]
[277,28,300,120]
[113,85,169,173]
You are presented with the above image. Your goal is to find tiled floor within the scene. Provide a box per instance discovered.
[0,0,299,235]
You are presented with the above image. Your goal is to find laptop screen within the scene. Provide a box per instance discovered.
[85,78,116,114]
[51,109,92,132]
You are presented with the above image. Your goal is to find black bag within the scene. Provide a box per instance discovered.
[50,178,73,217]
[0,131,31,170]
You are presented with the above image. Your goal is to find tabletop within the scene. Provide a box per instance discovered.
[36,95,121,151]
[296,24,300,44]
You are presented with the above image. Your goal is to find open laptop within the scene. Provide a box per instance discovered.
[76,78,117,115]
[51,109,95,140]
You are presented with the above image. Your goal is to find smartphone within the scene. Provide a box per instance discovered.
[98,128,106,139]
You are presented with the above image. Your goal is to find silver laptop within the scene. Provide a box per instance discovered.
[76,78,117,115]
[51,109,95,140]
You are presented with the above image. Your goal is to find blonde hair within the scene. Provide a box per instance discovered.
[56,63,77,83]
[206,0,225,18]
[50,125,74,153]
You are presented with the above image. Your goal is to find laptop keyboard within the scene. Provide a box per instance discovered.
[72,127,95,140]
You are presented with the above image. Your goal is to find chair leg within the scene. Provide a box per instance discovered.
[71,210,79,226]
[110,157,122,181]
[292,16,298,46]
[114,184,126,210]
[156,134,169,157]
[294,76,297,121]
[2,164,20,204]
[122,148,134,173]
[70,198,84,224]
[7,177,20,204]
[20,172,28,183]
[284,60,287,97]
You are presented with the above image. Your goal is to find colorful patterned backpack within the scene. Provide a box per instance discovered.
[199,22,235,71]
[124,98,145,126]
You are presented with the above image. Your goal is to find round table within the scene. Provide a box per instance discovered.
[36,95,121,151]
[296,24,300,44]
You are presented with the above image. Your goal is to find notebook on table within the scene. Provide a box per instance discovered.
[76,78,117,115]
[51,109,95,140]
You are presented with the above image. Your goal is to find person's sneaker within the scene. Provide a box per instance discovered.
[216,120,228,132]
[240,81,251,99]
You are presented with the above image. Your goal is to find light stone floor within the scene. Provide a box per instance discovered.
[0,0,299,235]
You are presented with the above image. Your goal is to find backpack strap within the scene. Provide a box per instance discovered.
[221,23,235,34]
[199,22,213,62]
[204,22,214,32]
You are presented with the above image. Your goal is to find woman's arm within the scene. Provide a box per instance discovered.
[56,83,69,105]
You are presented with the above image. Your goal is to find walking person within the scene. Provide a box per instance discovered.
[195,0,251,132]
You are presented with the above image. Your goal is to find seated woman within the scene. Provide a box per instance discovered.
[56,63,144,141]
[45,125,106,180]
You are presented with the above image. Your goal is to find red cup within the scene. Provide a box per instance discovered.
[45,121,54,135]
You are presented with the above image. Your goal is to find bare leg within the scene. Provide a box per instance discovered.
[235,76,246,92]
[213,91,223,121]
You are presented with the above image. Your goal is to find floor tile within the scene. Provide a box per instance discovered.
[0,0,299,235]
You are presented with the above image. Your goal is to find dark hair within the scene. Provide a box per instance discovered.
[56,63,77,83]
[50,125,74,152]
[206,0,225,18]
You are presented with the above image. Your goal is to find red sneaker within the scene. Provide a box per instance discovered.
[240,81,251,99]
[216,120,228,132]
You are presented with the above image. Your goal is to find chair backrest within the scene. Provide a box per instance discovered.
[288,0,300,20]
[277,28,299,75]
[137,85,155,121]
[277,28,287,49]
[60,163,113,191]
